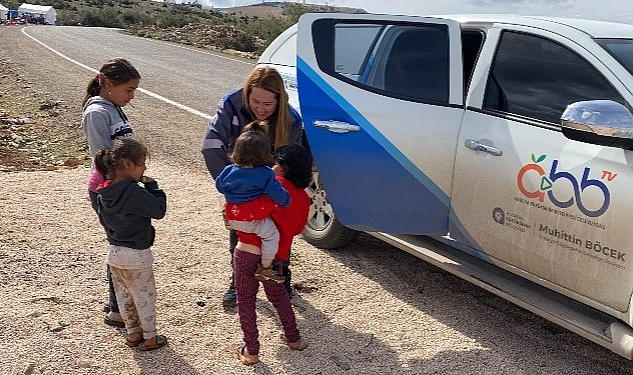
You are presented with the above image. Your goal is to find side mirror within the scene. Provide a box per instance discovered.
[561,100,633,150]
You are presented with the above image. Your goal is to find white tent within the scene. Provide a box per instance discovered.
[17,3,56,25]
[0,4,8,20]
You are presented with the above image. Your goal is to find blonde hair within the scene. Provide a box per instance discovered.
[242,67,292,149]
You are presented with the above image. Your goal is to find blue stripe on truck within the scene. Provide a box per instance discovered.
[298,57,450,234]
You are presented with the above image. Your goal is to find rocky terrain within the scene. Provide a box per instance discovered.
[126,23,265,59]
[0,60,87,172]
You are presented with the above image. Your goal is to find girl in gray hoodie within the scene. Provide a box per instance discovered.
[81,58,140,327]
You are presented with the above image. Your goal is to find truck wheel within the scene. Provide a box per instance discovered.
[302,170,359,249]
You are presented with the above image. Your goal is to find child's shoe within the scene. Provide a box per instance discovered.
[137,335,168,351]
[103,311,125,328]
[254,264,285,284]
[236,343,259,365]
[221,207,232,230]
[280,334,308,351]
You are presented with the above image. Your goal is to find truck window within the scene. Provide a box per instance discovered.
[596,38,633,76]
[461,30,484,94]
[381,26,449,102]
[312,20,450,103]
[333,24,382,80]
[483,31,626,125]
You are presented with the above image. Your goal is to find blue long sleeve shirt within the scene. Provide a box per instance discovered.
[215,164,290,207]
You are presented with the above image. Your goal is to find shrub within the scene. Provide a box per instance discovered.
[156,13,195,28]
[80,8,124,28]
[228,33,256,52]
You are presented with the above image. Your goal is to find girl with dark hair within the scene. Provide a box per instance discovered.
[233,144,313,366]
[94,138,168,351]
[81,57,141,327]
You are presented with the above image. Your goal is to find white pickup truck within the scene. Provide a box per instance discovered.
[258,13,633,359]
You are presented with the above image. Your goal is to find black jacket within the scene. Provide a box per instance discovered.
[97,178,166,249]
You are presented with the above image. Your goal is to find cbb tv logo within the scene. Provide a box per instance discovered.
[517,154,612,218]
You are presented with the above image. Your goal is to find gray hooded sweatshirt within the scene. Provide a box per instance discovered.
[82,96,133,157]
[97,178,167,250]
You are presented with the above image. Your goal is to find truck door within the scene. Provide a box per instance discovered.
[297,13,464,234]
[451,26,633,311]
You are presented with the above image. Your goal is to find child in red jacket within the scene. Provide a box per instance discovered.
[232,144,313,366]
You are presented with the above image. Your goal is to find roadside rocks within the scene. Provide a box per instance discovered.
[0,113,86,171]
[0,63,89,172]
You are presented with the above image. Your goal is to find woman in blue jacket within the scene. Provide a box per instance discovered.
[201,67,303,307]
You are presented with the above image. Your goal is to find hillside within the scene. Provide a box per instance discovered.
[23,0,365,56]
[220,2,366,18]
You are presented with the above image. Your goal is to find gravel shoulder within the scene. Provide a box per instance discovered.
[2,25,633,375]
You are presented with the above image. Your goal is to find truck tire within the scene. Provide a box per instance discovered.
[302,170,359,249]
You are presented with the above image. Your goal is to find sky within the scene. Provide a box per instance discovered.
[155,0,633,24]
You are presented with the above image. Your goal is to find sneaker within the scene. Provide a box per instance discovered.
[222,282,237,307]
[104,311,125,328]
[222,211,232,230]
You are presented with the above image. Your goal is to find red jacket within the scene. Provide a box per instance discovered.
[225,196,279,221]
[238,176,310,261]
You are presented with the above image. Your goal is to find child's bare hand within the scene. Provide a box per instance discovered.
[140,176,155,183]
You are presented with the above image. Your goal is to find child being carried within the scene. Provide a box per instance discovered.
[215,121,290,282]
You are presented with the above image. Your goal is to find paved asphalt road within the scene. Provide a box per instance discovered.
[8,25,256,172]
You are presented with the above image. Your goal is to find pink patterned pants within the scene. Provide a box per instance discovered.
[110,266,157,340]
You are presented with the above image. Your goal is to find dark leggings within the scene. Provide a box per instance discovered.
[89,190,119,313]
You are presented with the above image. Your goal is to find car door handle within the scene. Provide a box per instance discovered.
[313,120,361,133]
[465,139,503,156]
